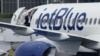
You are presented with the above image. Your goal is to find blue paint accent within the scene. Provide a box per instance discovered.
[15,41,54,56]
[53,8,68,30]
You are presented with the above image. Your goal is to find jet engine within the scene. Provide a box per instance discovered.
[15,41,56,56]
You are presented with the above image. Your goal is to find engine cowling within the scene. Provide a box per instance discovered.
[15,41,56,56]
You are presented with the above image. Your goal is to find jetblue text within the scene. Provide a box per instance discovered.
[36,8,87,31]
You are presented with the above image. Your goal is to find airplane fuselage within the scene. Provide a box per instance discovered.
[32,3,100,36]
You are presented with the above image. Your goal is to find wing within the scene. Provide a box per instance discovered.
[0,22,34,35]
[34,29,98,42]
[0,22,27,30]
[34,29,70,41]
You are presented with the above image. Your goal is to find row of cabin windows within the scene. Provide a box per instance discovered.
[85,18,100,25]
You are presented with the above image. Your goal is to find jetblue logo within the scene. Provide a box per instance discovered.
[36,8,87,31]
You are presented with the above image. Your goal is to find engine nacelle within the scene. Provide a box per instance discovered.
[15,41,56,56]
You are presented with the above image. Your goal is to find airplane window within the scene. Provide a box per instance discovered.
[98,19,100,24]
[89,18,92,25]
[85,18,88,24]
[94,18,97,24]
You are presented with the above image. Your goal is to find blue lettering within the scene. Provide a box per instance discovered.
[36,8,87,31]
[37,13,43,28]
[49,9,58,30]
[53,8,67,30]
[40,13,49,29]
[63,8,73,30]
[67,13,79,30]
[77,13,86,30]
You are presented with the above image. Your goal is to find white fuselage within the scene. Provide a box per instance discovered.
[31,3,100,37]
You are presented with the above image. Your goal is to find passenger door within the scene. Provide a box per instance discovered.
[11,7,26,25]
